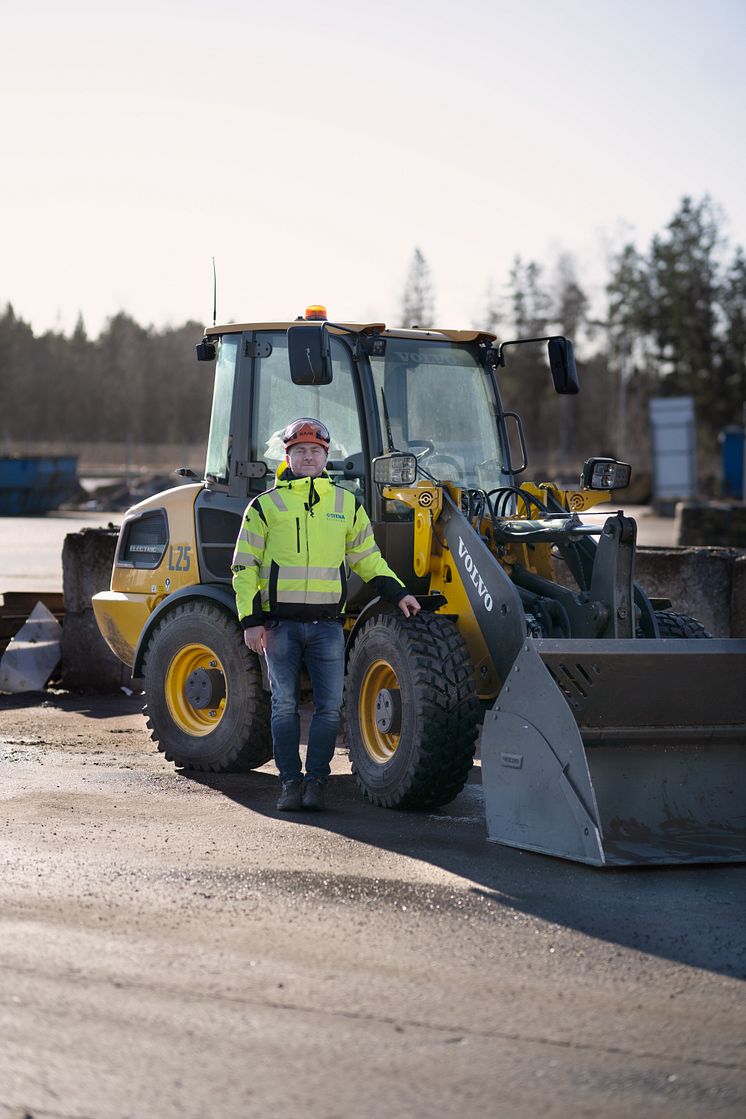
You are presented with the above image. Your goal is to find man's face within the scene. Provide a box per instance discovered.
[286,442,328,478]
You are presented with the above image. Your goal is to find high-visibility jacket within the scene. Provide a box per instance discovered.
[231,465,406,627]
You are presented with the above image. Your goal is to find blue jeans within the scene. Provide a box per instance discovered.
[263,619,345,783]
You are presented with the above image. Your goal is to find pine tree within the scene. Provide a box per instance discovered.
[401,248,435,327]
[718,247,746,426]
[503,258,553,462]
[553,253,589,342]
[606,195,734,448]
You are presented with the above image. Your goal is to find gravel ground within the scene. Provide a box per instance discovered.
[0,691,744,1119]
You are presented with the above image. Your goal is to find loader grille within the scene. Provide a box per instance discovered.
[546,658,600,703]
[197,507,242,581]
[118,510,168,568]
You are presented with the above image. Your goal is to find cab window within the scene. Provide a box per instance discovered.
[251,332,366,499]
[204,335,240,482]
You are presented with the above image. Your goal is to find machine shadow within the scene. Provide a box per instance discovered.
[186,761,746,982]
[0,690,144,720]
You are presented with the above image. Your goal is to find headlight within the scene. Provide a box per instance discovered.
[372,453,417,486]
[581,458,632,491]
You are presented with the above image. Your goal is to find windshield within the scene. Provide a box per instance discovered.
[369,339,506,489]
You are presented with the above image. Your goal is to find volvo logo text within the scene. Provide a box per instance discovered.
[457,537,493,611]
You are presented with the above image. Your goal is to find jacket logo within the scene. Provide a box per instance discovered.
[457,537,493,611]
[326,512,346,521]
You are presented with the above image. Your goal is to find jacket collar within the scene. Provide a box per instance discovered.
[275,461,332,490]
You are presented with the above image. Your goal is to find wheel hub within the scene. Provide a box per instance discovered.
[184,667,226,710]
[165,643,228,735]
[374,687,402,734]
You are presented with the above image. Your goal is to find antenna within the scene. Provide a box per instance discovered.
[212,257,217,326]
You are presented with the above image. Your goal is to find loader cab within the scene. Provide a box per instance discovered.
[202,319,514,504]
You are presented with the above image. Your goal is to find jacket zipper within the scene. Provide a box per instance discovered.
[296,517,301,553]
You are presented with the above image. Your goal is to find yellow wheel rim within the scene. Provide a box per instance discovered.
[358,658,400,763]
[165,643,227,736]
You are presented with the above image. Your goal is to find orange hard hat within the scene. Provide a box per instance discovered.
[282,417,331,452]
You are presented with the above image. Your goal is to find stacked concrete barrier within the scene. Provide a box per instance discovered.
[678,502,746,548]
[61,526,131,691]
[635,547,746,638]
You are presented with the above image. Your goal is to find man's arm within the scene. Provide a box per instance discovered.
[345,501,420,616]
[231,501,268,631]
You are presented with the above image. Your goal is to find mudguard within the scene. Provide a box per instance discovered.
[131,584,237,680]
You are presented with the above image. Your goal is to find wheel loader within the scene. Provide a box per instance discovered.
[92,307,746,867]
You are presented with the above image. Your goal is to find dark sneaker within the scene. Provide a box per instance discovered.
[277,779,303,811]
[302,778,326,811]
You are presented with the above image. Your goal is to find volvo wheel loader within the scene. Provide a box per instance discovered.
[92,307,746,867]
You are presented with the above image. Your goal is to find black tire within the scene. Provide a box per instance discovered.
[142,600,272,771]
[345,612,480,809]
[655,609,712,639]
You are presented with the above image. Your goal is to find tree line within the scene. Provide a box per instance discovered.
[0,311,211,447]
[2,196,744,489]
[401,196,746,486]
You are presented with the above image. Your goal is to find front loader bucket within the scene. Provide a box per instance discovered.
[480,639,746,866]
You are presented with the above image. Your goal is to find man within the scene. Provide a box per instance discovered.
[231,417,420,812]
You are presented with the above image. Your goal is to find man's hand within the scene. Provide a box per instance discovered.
[397,594,421,618]
[244,625,266,654]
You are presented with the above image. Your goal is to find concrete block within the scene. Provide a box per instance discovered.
[61,609,131,691]
[732,555,746,638]
[635,547,736,637]
[555,546,744,638]
[62,527,119,612]
[730,506,746,548]
[678,501,746,547]
[61,527,131,692]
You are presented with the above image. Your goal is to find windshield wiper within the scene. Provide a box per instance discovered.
[380,388,397,454]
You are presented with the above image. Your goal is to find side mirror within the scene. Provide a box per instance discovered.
[287,324,333,385]
[196,340,216,362]
[548,337,580,395]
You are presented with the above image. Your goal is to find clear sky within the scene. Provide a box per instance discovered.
[2,0,745,339]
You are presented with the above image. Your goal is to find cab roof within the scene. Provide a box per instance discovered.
[204,321,497,345]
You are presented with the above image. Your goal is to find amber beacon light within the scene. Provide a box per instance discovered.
[304,304,328,320]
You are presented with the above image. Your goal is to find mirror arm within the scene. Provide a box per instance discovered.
[495,335,564,366]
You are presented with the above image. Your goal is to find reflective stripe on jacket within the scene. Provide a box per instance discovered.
[231,466,405,625]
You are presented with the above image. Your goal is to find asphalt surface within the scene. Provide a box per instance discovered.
[1,691,744,1119]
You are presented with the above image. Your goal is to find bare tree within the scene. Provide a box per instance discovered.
[474,278,501,334]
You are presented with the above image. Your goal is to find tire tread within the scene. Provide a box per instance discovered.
[346,612,480,810]
[142,600,272,772]
[655,609,712,640]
